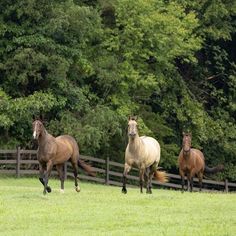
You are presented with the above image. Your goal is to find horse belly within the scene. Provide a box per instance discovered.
[54,138,74,164]
[141,137,160,166]
[54,147,72,164]
[192,149,205,172]
[137,149,159,168]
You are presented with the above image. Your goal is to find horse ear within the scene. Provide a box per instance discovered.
[182,131,185,136]
[128,115,137,121]
[32,115,36,121]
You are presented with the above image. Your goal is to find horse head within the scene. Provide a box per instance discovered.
[32,120,45,140]
[182,131,192,153]
[128,116,138,138]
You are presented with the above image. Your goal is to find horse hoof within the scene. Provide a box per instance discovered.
[75,186,81,192]
[60,189,65,194]
[47,186,52,193]
[122,188,127,194]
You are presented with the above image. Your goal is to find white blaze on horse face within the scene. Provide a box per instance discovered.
[33,121,38,139]
[128,120,138,137]
[183,135,191,152]
[33,131,36,139]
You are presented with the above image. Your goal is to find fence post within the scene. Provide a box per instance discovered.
[224,179,228,193]
[64,162,67,180]
[105,156,110,185]
[16,147,21,178]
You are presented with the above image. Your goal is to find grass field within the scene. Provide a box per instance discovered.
[0,176,235,236]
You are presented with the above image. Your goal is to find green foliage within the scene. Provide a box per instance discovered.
[48,105,123,155]
[180,0,236,40]
[0,0,235,180]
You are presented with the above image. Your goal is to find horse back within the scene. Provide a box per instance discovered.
[140,136,160,152]
[54,135,79,163]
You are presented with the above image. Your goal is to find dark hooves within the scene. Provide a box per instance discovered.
[46,186,52,193]
[122,188,127,194]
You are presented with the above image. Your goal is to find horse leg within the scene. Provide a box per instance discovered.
[188,170,194,192]
[39,163,51,193]
[179,169,185,193]
[139,167,145,194]
[43,161,53,195]
[39,163,45,186]
[190,176,194,192]
[190,168,196,192]
[71,159,80,192]
[122,163,131,194]
[148,172,154,194]
[147,164,156,194]
[145,167,150,194]
[186,171,190,192]
[197,171,203,192]
[56,164,65,193]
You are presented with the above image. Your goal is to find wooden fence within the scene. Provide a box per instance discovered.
[0,149,236,192]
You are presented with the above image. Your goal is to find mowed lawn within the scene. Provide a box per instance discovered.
[0,176,235,236]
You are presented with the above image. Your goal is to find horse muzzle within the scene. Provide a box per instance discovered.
[129,132,136,137]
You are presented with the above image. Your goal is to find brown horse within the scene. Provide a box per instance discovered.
[32,120,95,194]
[122,116,168,194]
[178,132,224,192]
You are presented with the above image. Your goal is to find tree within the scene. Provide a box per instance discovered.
[0,0,235,180]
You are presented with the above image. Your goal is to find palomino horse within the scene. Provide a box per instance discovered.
[32,120,95,194]
[122,116,168,194]
[178,132,224,192]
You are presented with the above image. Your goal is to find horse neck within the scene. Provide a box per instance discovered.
[128,134,142,154]
[183,149,191,159]
[38,128,51,147]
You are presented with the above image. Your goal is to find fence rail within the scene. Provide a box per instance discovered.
[0,149,235,192]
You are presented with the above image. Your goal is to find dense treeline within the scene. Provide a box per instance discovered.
[0,0,235,180]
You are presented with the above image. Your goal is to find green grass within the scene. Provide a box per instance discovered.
[0,176,235,236]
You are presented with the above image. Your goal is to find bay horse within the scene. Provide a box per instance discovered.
[122,116,168,194]
[32,120,95,194]
[178,132,224,192]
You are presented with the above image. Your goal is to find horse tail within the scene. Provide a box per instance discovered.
[77,158,96,177]
[154,171,168,183]
[204,164,224,174]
